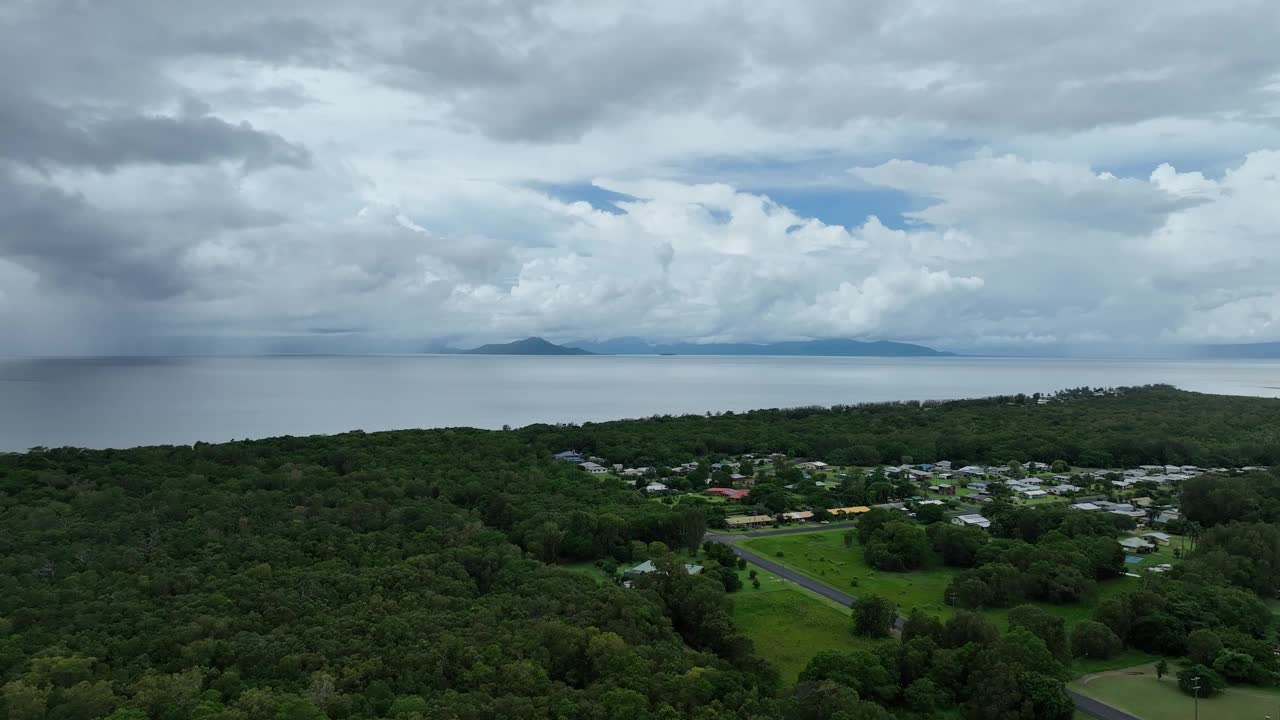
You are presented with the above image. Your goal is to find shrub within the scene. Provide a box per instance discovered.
[1070,621,1122,660]
[1187,629,1224,667]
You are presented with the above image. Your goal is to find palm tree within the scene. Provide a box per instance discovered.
[1186,521,1204,553]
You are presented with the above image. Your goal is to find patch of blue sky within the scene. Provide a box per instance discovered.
[528,182,635,214]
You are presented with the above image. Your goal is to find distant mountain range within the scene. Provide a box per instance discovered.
[443,336,951,356]
[573,337,954,357]
[451,337,595,355]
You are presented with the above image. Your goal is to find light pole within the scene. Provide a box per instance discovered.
[1192,675,1201,720]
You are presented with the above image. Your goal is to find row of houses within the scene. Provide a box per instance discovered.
[724,506,871,529]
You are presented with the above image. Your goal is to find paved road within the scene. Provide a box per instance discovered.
[705,521,858,541]
[1068,690,1141,720]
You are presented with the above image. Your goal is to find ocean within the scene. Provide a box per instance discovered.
[2,354,1279,451]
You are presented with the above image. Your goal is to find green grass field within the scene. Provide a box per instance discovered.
[739,527,1155,674]
[1072,669,1280,720]
[742,528,960,617]
[732,575,885,683]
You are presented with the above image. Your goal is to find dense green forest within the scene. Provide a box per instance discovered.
[3,386,1280,719]
[522,385,1280,468]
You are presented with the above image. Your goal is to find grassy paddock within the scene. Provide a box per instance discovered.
[1071,667,1280,720]
[740,528,1145,652]
[732,578,884,683]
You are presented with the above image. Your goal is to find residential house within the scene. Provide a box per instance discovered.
[916,499,945,506]
[554,450,584,462]
[1049,484,1082,495]
[956,466,986,477]
[706,487,750,501]
[952,514,991,529]
[624,560,703,579]
[1019,489,1048,499]
[1132,497,1154,507]
[873,502,907,511]
[796,461,830,471]
[935,460,953,470]
[644,482,670,493]
[934,484,957,496]
[1143,532,1172,545]
[725,515,772,529]
[579,462,608,475]
[1070,502,1102,511]
[828,506,872,517]
[782,511,815,522]
[1155,509,1181,524]
[1119,537,1155,553]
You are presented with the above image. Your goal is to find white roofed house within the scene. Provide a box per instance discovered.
[579,462,609,475]
[1070,502,1102,511]
[1049,484,1082,495]
[1019,489,1048,499]
[952,514,991,529]
[1119,536,1155,553]
[956,466,986,477]
[644,482,670,493]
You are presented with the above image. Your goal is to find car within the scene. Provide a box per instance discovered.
[819,520,831,524]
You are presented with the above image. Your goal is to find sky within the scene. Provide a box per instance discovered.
[2,1,1280,355]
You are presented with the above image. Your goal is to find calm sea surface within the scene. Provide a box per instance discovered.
[2,355,1279,451]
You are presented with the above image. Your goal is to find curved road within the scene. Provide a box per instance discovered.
[707,528,1136,720]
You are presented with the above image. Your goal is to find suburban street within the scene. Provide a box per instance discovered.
[707,525,1133,720]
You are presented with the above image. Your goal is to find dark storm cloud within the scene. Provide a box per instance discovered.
[0,97,311,172]
[0,168,188,301]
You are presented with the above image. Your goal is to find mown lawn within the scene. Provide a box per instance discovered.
[1071,669,1280,720]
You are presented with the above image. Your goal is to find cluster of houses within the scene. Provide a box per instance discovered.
[555,449,1205,544]
[555,449,767,493]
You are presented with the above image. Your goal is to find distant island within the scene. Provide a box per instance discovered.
[451,336,595,355]
[574,337,953,357]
